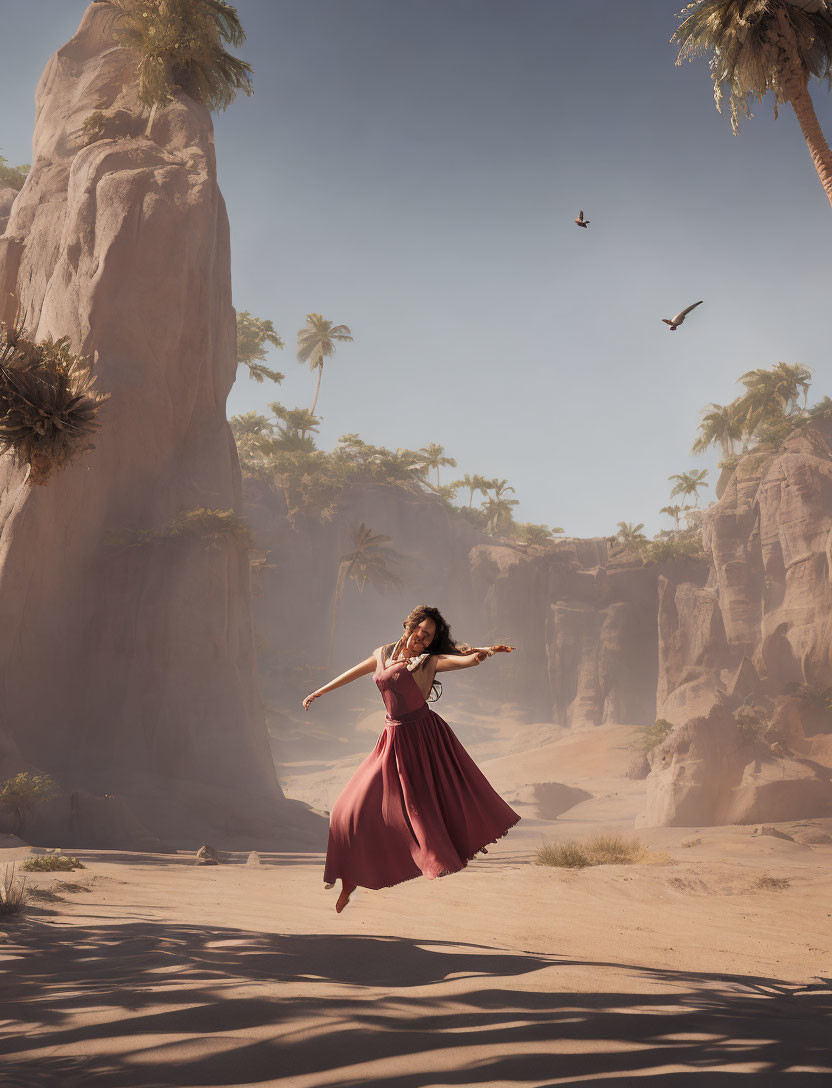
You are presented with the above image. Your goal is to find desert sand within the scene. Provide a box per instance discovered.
[3,716,831,1086]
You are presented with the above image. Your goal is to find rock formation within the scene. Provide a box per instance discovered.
[0,4,323,849]
[637,704,832,827]
[657,421,832,722]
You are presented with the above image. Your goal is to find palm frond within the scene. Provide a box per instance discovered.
[0,321,109,485]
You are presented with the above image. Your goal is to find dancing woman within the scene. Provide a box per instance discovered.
[303,604,521,912]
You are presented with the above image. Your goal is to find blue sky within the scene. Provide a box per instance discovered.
[2,0,830,535]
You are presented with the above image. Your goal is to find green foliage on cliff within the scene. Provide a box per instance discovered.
[236,311,284,384]
[0,156,29,190]
[633,718,674,754]
[0,319,110,485]
[105,507,253,551]
[641,529,706,564]
[111,0,254,111]
[230,406,550,537]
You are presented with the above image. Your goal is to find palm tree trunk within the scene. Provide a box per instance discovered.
[310,365,324,416]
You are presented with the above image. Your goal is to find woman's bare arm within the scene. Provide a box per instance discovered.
[303,654,376,710]
[434,645,513,673]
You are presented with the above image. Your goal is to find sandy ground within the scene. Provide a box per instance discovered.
[2,719,832,1086]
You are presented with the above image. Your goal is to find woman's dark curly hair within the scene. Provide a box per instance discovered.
[401,605,470,701]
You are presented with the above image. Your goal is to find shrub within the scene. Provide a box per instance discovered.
[81,111,109,145]
[633,718,674,754]
[0,863,27,917]
[105,507,253,552]
[536,841,591,869]
[21,855,85,873]
[642,532,706,563]
[0,772,57,835]
[734,705,771,744]
[0,320,110,484]
[536,833,653,869]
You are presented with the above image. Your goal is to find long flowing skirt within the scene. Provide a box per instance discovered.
[323,705,521,890]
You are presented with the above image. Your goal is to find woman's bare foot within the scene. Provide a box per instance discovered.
[335,880,356,913]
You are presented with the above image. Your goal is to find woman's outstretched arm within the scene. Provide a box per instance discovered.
[302,654,377,710]
[434,645,513,673]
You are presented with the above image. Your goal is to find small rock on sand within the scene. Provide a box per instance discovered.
[195,845,221,866]
[246,851,261,866]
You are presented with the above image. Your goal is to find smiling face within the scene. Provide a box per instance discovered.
[403,617,437,656]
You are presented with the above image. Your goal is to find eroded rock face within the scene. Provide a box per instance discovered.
[0,5,323,848]
[637,705,832,827]
[657,423,832,725]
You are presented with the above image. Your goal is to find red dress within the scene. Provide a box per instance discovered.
[323,652,521,890]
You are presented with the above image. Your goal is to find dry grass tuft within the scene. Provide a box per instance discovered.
[0,863,27,917]
[22,855,85,873]
[681,837,703,848]
[537,832,666,870]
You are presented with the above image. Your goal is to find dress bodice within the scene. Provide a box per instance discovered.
[374,657,430,721]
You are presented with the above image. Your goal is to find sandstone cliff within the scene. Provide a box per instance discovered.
[656,421,832,722]
[0,5,323,849]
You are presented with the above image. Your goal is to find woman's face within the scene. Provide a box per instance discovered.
[404,617,437,655]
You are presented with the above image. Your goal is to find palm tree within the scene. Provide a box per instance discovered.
[328,524,403,664]
[669,469,710,507]
[673,0,832,210]
[268,404,320,452]
[691,402,743,458]
[236,310,284,384]
[660,504,685,529]
[417,442,457,486]
[489,478,516,501]
[296,313,353,416]
[451,472,491,507]
[482,493,519,535]
[615,521,648,552]
[111,0,254,136]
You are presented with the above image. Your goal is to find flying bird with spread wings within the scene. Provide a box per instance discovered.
[662,300,703,330]
[574,210,589,228]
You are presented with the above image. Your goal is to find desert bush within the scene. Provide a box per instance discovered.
[642,531,706,563]
[633,718,674,754]
[0,772,57,835]
[81,110,109,145]
[536,833,652,869]
[782,682,832,722]
[105,507,253,552]
[734,705,771,744]
[0,863,27,917]
[0,319,109,484]
[21,855,84,873]
[536,841,591,869]
[681,837,703,848]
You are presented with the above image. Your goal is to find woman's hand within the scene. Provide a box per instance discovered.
[303,691,322,711]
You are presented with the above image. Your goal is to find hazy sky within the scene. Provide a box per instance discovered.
[2,1,830,536]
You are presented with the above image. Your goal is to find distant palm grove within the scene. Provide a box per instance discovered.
[231,312,829,558]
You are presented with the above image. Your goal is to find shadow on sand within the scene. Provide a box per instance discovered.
[1,919,830,1086]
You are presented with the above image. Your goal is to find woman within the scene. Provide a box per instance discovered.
[303,604,520,913]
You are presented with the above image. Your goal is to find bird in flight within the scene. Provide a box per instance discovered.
[662,301,703,330]
[574,210,589,228]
